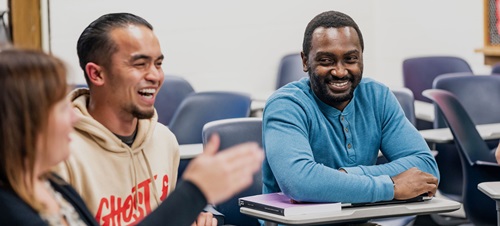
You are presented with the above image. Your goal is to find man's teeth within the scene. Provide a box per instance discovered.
[138,88,156,97]
[331,81,348,87]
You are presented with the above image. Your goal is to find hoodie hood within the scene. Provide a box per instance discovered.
[69,88,157,154]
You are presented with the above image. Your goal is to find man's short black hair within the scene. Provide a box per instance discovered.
[302,11,364,57]
[76,13,153,86]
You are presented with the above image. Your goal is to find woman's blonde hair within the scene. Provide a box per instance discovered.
[0,48,67,212]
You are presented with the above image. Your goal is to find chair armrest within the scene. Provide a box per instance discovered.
[476,160,500,167]
[478,182,500,200]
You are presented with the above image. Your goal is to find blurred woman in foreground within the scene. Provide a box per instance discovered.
[0,48,263,225]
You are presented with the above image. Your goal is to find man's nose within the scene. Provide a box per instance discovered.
[330,64,348,77]
[146,64,162,83]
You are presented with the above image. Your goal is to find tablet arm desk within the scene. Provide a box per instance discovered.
[241,197,460,226]
[478,182,500,226]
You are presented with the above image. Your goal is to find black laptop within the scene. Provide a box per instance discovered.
[341,193,432,208]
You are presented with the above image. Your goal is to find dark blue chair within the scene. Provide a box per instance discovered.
[392,87,416,127]
[492,63,500,74]
[432,73,500,202]
[423,89,500,226]
[433,73,500,128]
[171,91,251,181]
[402,56,472,130]
[275,53,308,89]
[155,75,195,126]
[202,118,263,226]
[402,56,472,103]
[169,91,251,145]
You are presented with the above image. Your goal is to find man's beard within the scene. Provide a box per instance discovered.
[130,105,154,119]
[309,70,356,105]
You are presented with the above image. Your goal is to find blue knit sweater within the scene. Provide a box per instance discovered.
[262,77,439,203]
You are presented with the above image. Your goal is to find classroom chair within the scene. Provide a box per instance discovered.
[491,62,500,74]
[171,91,251,181]
[424,89,500,226]
[275,53,308,89]
[202,117,263,226]
[392,87,416,127]
[402,56,472,103]
[155,75,195,126]
[169,91,251,144]
[402,56,472,130]
[432,73,500,202]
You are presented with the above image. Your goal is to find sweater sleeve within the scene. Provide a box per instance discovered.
[137,180,207,226]
[342,89,440,180]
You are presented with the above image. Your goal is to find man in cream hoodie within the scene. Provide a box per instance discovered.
[57,13,216,225]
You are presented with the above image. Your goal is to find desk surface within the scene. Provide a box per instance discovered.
[415,100,435,122]
[251,92,273,113]
[419,123,500,144]
[479,182,500,200]
[241,197,460,226]
[179,143,203,159]
[251,91,274,102]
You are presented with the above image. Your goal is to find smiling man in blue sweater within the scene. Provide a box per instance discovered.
[262,11,439,205]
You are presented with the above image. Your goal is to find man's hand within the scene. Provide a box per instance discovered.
[191,212,217,226]
[182,134,264,204]
[391,167,438,200]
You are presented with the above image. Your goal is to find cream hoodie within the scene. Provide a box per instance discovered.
[56,89,180,226]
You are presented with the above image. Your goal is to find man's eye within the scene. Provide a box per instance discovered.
[319,58,333,64]
[345,56,358,63]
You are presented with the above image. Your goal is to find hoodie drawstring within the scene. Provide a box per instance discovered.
[141,149,161,205]
[127,148,140,211]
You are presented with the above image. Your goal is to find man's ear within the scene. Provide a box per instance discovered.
[300,52,308,72]
[85,62,105,86]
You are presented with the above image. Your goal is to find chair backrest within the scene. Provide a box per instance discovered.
[402,56,472,103]
[168,91,251,144]
[431,73,500,200]
[155,75,195,126]
[423,89,499,225]
[202,118,263,226]
[433,73,500,128]
[391,87,416,127]
[275,53,308,89]
[492,62,500,74]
